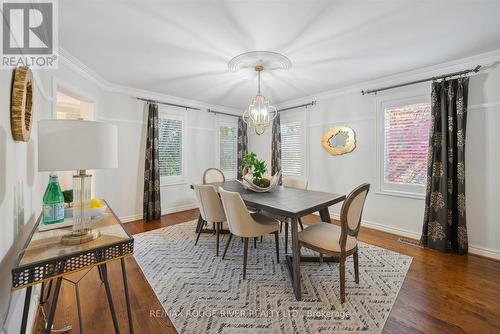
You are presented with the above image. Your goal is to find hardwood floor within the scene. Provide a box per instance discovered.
[34,209,500,334]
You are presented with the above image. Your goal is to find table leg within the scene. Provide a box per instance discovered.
[121,258,134,334]
[319,207,331,223]
[44,277,63,334]
[75,283,83,334]
[19,286,32,334]
[99,263,121,334]
[291,217,302,300]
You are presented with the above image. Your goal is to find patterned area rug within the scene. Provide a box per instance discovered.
[134,221,412,334]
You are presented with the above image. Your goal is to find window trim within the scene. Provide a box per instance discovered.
[158,107,187,186]
[215,115,238,180]
[280,109,307,178]
[375,91,430,200]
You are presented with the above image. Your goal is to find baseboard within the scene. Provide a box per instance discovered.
[312,212,500,260]
[120,214,143,223]
[121,203,198,224]
[468,245,500,260]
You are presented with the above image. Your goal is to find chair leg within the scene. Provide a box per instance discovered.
[213,222,216,235]
[274,231,280,263]
[354,250,359,284]
[284,222,288,254]
[243,238,249,279]
[195,221,203,245]
[280,221,283,233]
[298,218,305,230]
[260,235,263,243]
[339,258,346,303]
[254,237,257,248]
[222,233,233,259]
[216,222,220,256]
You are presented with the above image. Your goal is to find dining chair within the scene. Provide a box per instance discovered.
[281,177,308,253]
[297,183,370,303]
[218,187,280,279]
[203,167,225,184]
[193,184,227,256]
[200,168,225,232]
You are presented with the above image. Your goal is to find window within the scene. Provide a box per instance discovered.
[219,125,237,178]
[159,113,184,184]
[377,95,431,198]
[280,121,303,176]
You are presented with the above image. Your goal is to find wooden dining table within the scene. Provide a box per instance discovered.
[192,180,345,300]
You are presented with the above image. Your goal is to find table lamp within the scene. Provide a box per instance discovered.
[38,120,118,245]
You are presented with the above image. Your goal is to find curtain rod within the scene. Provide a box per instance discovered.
[207,109,240,117]
[207,100,316,118]
[361,65,481,95]
[278,100,316,112]
[137,97,201,110]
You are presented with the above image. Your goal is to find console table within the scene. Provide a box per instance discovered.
[12,203,134,334]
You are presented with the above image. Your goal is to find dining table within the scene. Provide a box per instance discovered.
[191,180,345,300]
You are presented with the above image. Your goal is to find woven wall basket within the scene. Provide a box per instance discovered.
[11,66,33,142]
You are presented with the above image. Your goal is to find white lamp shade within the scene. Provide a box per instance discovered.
[38,120,118,172]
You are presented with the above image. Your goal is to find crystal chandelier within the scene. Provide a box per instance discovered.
[242,65,277,135]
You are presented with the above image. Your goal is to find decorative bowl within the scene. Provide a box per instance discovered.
[238,171,281,193]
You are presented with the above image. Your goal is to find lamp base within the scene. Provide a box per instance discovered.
[61,229,101,245]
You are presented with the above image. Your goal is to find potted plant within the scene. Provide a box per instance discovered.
[243,152,271,188]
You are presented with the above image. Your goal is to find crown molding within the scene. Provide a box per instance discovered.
[58,48,242,115]
[277,48,500,109]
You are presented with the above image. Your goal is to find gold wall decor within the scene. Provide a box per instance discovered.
[11,66,33,142]
[321,125,356,155]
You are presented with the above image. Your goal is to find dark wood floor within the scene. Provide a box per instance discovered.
[34,209,500,334]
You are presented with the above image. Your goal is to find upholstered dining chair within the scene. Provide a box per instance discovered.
[218,187,280,279]
[200,168,225,232]
[281,176,308,253]
[298,183,370,303]
[193,184,227,256]
[203,167,225,184]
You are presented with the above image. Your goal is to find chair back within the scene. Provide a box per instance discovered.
[218,187,256,237]
[193,184,226,223]
[282,177,308,190]
[339,183,370,252]
[203,168,225,184]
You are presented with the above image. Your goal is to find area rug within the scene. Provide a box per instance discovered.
[134,220,412,334]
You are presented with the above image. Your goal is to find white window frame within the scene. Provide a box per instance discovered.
[280,109,307,178]
[375,91,430,199]
[215,115,238,180]
[158,107,187,186]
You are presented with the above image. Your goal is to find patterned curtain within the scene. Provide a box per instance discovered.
[143,103,161,221]
[237,118,248,180]
[421,78,469,254]
[271,113,281,180]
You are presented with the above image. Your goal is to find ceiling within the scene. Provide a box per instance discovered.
[59,0,500,110]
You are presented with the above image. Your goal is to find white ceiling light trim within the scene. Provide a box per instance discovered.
[228,51,292,72]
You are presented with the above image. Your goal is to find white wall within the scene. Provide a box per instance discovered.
[250,64,500,259]
[0,68,52,333]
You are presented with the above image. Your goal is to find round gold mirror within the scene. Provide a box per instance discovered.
[321,125,356,155]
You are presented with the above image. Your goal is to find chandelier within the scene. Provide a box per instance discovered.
[242,65,277,135]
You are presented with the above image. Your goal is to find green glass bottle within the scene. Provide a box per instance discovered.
[43,174,65,224]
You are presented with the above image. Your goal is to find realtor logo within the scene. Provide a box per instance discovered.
[1,0,58,68]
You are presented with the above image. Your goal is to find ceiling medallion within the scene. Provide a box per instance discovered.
[242,65,277,135]
[228,51,291,72]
